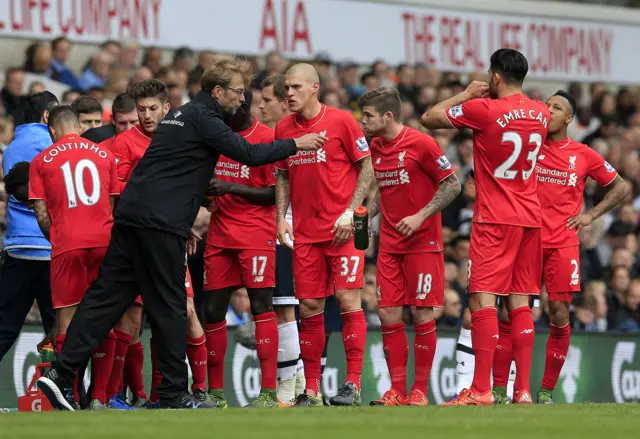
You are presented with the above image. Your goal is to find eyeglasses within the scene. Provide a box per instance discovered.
[226,86,245,96]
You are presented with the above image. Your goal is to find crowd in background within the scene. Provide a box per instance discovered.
[0,37,638,332]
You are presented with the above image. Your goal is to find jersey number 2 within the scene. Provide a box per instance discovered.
[60,159,101,209]
[494,132,542,180]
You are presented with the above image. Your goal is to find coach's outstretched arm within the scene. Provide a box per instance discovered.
[421,81,489,130]
[206,178,275,206]
[567,174,630,231]
[199,111,325,166]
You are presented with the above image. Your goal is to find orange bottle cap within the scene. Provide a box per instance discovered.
[354,206,368,215]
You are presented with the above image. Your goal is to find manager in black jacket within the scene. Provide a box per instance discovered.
[38,54,325,410]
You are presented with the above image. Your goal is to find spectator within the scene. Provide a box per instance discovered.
[396,63,415,101]
[617,87,636,126]
[50,37,79,88]
[28,81,46,95]
[132,65,153,84]
[439,289,462,328]
[167,83,185,109]
[119,40,139,71]
[361,72,379,93]
[312,52,333,84]
[371,59,394,88]
[79,52,113,90]
[173,47,194,72]
[612,279,640,331]
[338,61,363,103]
[71,96,103,134]
[87,86,105,104]
[101,40,121,59]
[61,88,83,106]
[1,67,26,125]
[24,42,53,76]
[574,281,608,332]
[104,67,131,102]
[193,51,215,76]
[141,46,163,75]
[187,69,201,100]
[252,51,285,89]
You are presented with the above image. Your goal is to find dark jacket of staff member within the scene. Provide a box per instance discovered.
[37,54,325,410]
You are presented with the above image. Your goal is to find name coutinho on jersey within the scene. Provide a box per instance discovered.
[496,109,549,129]
[43,142,108,163]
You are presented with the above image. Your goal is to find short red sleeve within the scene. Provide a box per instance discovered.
[445,98,490,131]
[28,157,46,201]
[585,147,618,187]
[108,154,120,195]
[258,164,276,187]
[418,136,456,183]
[340,113,370,163]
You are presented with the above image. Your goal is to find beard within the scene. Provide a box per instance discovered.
[489,81,498,99]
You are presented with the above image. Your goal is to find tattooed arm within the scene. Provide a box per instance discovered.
[349,156,374,210]
[276,169,294,249]
[396,173,461,237]
[33,200,51,241]
[368,179,381,218]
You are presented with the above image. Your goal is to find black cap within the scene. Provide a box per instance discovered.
[313,52,332,65]
[338,60,358,71]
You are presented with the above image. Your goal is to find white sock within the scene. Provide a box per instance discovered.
[277,322,300,402]
[456,327,475,393]
[507,360,516,400]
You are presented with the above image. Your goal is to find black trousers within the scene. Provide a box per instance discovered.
[0,254,54,362]
[55,224,188,404]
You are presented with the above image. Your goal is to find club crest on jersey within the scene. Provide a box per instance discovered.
[568,156,577,170]
[448,105,464,119]
[605,161,615,173]
[398,151,406,167]
[437,155,452,171]
[356,136,369,152]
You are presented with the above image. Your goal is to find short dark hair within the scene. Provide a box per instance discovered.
[261,75,286,101]
[24,91,59,124]
[48,105,80,130]
[6,66,24,79]
[111,93,136,117]
[489,48,528,86]
[128,79,168,104]
[553,90,577,115]
[4,161,30,201]
[359,87,402,121]
[101,40,121,50]
[51,36,69,51]
[62,88,84,103]
[360,72,376,84]
[71,96,103,115]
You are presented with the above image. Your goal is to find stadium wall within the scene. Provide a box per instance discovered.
[1,326,639,409]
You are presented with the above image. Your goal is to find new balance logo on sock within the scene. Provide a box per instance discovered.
[300,340,312,346]
[193,360,207,366]
[520,329,534,334]
[208,351,217,356]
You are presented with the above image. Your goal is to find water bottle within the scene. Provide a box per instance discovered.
[40,343,55,374]
[353,206,369,250]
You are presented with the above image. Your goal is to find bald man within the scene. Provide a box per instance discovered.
[274,64,374,406]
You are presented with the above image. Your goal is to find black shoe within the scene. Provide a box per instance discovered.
[162,393,217,409]
[37,367,76,411]
[329,383,361,406]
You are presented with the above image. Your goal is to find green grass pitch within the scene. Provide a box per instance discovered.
[2,404,640,439]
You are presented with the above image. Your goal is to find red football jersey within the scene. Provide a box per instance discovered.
[274,105,370,243]
[371,126,454,253]
[537,138,618,248]
[29,134,119,257]
[445,94,550,227]
[108,125,152,191]
[207,119,277,250]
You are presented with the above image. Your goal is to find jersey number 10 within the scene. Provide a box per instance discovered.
[494,132,543,180]
[60,159,101,209]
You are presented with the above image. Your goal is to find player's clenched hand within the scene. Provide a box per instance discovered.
[465,81,490,99]
[187,228,202,256]
[396,213,426,237]
[567,213,593,233]
[294,133,327,151]
[277,218,294,249]
[206,178,231,196]
[332,208,354,246]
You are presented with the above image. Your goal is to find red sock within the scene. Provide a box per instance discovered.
[125,341,147,399]
[254,312,278,390]
[149,338,163,404]
[470,307,498,395]
[204,321,227,390]
[91,332,117,404]
[186,334,208,392]
[55,334,66,353]
[381,323,408,396]
[341,310,366,390]
[300,313,325,394]
[510,306,535,393]
[492,321,513,388]
[541,323,571,391]
[412,320,436,395]
[106,329,132,400]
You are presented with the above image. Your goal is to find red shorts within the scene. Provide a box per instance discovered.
[203,246,276,290]
[468,223,542,296]
[293,241,364,300]
[134,266,194,306]
[543,246,580,302]
[377,252,444,308]
[51,247,107,309]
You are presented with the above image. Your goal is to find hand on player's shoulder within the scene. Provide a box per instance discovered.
[294,133,327,151]
[465,81,490,100]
